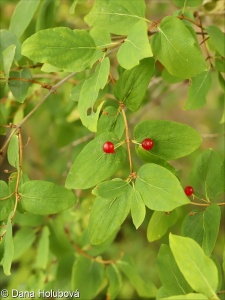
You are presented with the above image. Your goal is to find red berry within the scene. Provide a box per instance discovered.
[103,141,115,154]
[141,138,154,150]
[184,186,194,196]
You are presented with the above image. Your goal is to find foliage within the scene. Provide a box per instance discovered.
[0,0,224,299]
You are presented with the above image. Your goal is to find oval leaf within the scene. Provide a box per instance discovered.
[147,210,178,242]
[135,164,189,211]
[20,181,77,215]
[130,187,146,229]
[22,28,96,71]
[134,120,202,160]
[151,16,207,79]
[92,179,129,199]
[182,204,221,256]
[88,185,131,245]
[169,234,218,299]
[65,132,127,190]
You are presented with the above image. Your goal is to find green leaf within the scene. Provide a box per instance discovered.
[89,27,111,63]
[182,205,221,256]
[151,16,207,79]
[185,70,212,109]
[78,57,110,132]
[215,58,225,73]
[8,68,32,103]
[135,147,177,175]
[147,210,178,242]
[134,120,202,160]
[114,58,155,111]
[88,186,131,245]
[69,0,79,14]
[0,29,21,62]
[65,132,127,190]
[206,25,225,57]
[218,72,225,92]
[117,20,153,69]
[36,0,55,31]
[190,149,224,200]
[173,0,203,7]
[130,186,146,229]
[106,264,122,300]
[22,28,96,72]
[223,247,225,279]
[157,245,193,296]
[70,81,84,101]
[135,164,189,211]
[169,234,219,299]
[71,255,104,299]
[2,214,14,276]
[92,179,129,199]
[20,181,77,215]
[97,106,125,139]
[9,0,41,38]
[0,110,6,135]
[162,294,208,300]
[117,256,157,298]
[85,0,147,35]
[7,135,19,168]
[13,227,36,260]
[35,226,50,270]
[2,45,16,80]
[162,68,184,84]
[0,181,14,221]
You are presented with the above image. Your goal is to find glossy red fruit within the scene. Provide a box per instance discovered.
[141,138,154,150]
[184,186,194,196]
[103,141,115,154]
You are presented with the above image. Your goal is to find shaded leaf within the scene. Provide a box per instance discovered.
[9,0,41,38]
[182,204,221,256]
[0,29,21,62]
[92,179,129,199]
[147,210,178,242]
[71,255,104,299]
[130,186,146,229]
[190,149,224,200]
[114,58,155,111]
[88,185,131,245]
[206,25,225,57]
[35,226,50,270]
[0,181,14,221]
[162,293,208,300]
[117,255,157,298]
[8,68,32,103]
[97,106,125,139]
[106,264,122,300]
[2,45,16,80]
[157,244,193,296]
[13,227,36,260]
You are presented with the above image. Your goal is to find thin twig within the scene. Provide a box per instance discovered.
[120,105,133,174]
[190,201,225,206]
[0,72,76,154]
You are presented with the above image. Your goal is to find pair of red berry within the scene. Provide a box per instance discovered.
[103,138,154,154]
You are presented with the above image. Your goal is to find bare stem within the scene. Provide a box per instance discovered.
[120,106,133,174]
[190,201,225,206]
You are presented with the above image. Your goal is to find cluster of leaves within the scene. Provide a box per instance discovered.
[0,0,224,299]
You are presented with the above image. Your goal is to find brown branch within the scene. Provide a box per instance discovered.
[190,201,225,206]
[10,63,43,71]
[7,77,53,90]
[64,226,123,265]
[120,104,133,174]
[177,15,202,27]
